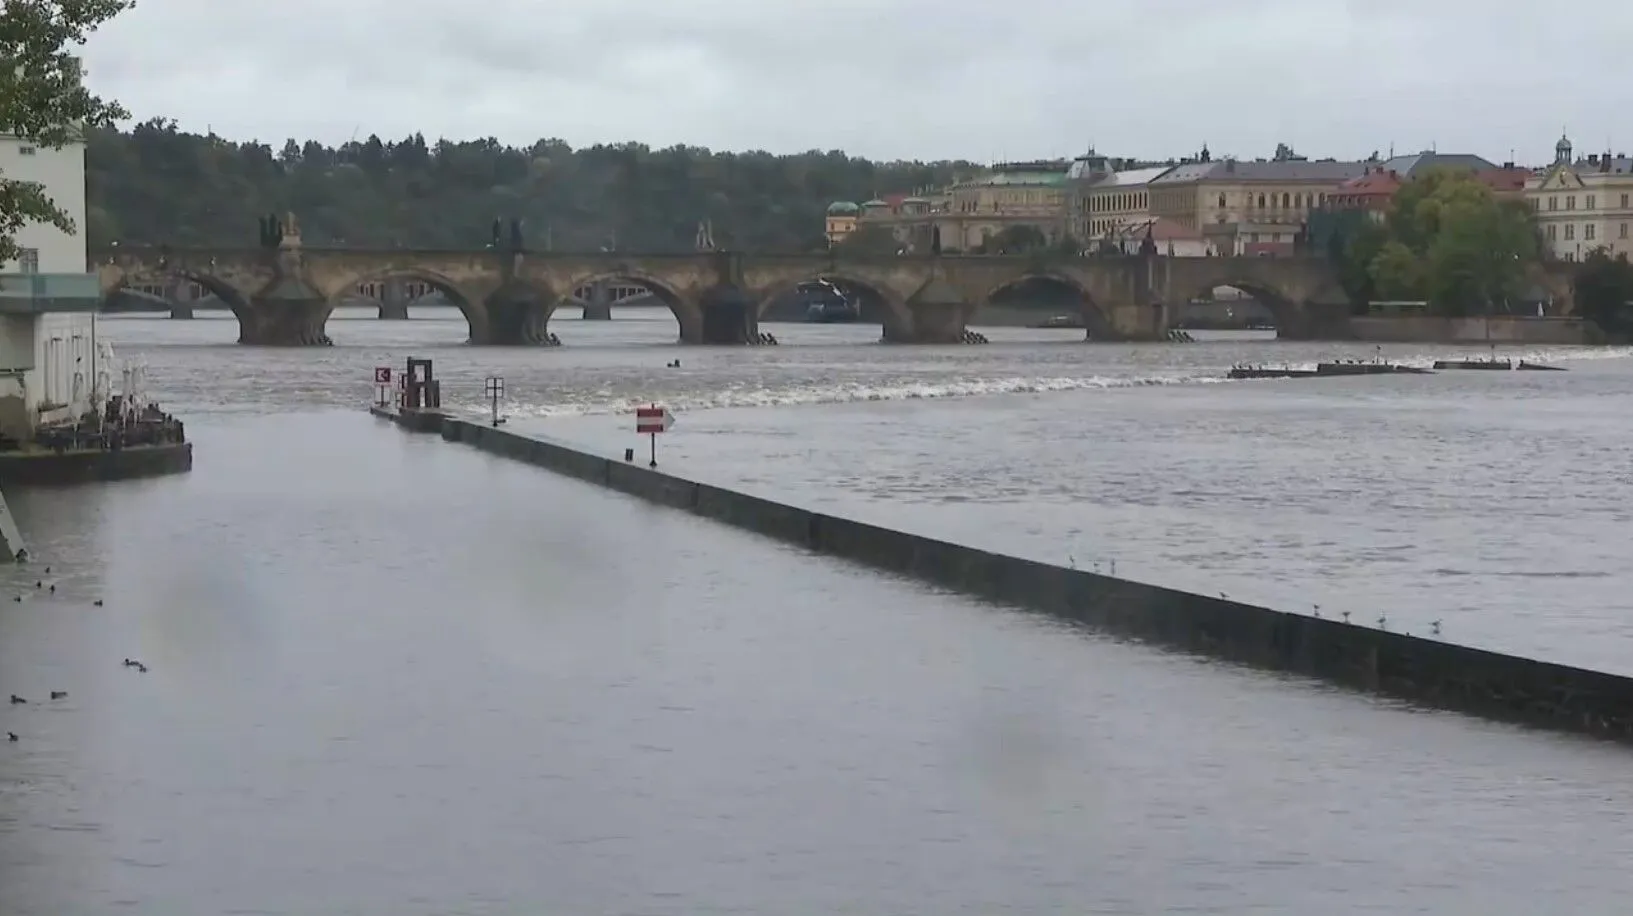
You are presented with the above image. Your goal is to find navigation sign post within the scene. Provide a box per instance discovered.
[484,376,506,427]
[635,404,674,467]
[373,367,391,407]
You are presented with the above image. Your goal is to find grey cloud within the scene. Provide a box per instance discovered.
[80,0,1633,163]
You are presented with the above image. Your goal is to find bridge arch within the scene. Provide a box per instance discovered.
[330,267,493,342]
[754,273,908,331]
[1172,277,1301,332]
[555,271,695,341]
[980,273,1114,338]
[102,266,251,317]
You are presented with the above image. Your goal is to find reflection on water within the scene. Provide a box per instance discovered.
[1,311,1631,913]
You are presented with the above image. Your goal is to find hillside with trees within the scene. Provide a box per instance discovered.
[85,120,978,253]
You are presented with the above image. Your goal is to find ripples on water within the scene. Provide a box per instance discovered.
[3,306,1633,913]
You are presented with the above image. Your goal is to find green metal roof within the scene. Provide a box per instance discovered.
[957,171,1068,188]
[826,201,860,213]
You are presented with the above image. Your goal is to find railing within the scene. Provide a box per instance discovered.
[0,272,102,312]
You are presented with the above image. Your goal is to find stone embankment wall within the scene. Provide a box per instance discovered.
[1349,315,1594,345]
[376,407,1633,744]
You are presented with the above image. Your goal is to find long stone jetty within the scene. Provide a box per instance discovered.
[372,403,1633,745]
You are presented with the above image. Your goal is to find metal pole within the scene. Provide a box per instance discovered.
[649,432,656,468]
[491,388,499,427]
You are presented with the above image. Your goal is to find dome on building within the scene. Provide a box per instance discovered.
[1556,133,1572,153]
[902,197,928,204]
[826,201,860,214]
[861,199,889,208]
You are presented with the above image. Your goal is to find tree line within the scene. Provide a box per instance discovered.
[85,120,979,254]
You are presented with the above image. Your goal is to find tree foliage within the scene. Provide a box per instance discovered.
[1573,249,1633,335]
[1329,170,1541,315]
[975,224,1055,255]
[84,121,979,254]
[834,224,901,257]
[0,0,132,264]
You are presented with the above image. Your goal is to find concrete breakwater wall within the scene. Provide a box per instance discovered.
[377,407,1633,744]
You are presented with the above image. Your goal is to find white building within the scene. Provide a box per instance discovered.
[1526,134,1633,263]
[0,132,102,442]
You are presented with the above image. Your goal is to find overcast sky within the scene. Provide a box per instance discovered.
[80,0,1632,164]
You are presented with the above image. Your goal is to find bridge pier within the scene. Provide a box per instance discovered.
[697,287,757,344]
[581,281,612,320]
[378,277,409,320]
[166,276,196,319]
[241,297,331,346]
[1095,301,1168,342]
[481,298,556,345]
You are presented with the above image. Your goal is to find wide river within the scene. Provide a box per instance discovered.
[4,306,1633,914]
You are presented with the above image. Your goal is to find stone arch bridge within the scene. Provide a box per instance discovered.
[95,240,1557,346]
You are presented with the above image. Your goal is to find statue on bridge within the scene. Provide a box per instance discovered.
[258,213,283,248]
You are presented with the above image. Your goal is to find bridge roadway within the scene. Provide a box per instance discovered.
[92,235,1574,346]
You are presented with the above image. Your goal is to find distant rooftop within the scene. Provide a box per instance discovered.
[1152,159,1367,184]
[956,169,1069,188]
[1079,166,1174,189]
[1379,151,1498,177]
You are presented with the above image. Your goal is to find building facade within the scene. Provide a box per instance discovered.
[825,201,859,246]
[0,135,88,273]
[1526,134,1633,262]
[934,162,1069,251]
[1151,158,1367,256]
[0,132,102,441]
[1066,152,1174,242]
[853,163,1070,253]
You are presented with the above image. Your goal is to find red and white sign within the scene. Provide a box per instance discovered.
[635,405,675,434]
[374,366,391,384]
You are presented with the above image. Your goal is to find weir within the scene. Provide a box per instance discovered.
[371,403,1633,745]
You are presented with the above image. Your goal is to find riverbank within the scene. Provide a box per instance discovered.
[372,404,1633,744]
[1348,315,1596,344]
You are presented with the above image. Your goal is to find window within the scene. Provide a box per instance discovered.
[18,146,35,156]
[17,248,38,273]
[1532,199,1541,210]
[1546,225,1557,240]
[1621,223,1628,239]
[1586,224,1596,240]
[1256,194,1265,208]
[1587,195,1596,210]
[1567,195,1576,210]
[1623,193,1630,209]
[1549,196,1558,210]
[1565,225,1575,240]
[1281,193,1291,208]
[1217,193,1226,208]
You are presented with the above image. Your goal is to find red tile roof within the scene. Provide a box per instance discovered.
[1475,167,1528,194]
[1336,168,1403,197]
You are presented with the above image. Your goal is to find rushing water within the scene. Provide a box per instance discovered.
[4,306,1633,914]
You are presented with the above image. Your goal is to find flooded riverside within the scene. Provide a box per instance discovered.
[5,306,1633,913]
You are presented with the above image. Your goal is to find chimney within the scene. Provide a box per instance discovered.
[1225,159,1235,173]
[1589,154,1600,165]
[1503,161,1514,169]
